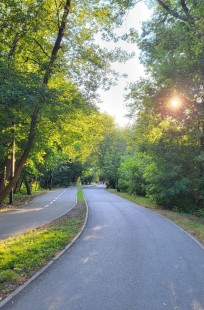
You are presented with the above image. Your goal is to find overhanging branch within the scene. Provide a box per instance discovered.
[156,0,188,22]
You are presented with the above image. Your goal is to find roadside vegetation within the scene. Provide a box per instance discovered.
[0,189,86,301]
[108,189,204,247]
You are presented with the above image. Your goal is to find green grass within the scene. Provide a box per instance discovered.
[108,189,157,209]
[77,188,84,202]
[108,189,204,246]
[0,189,86,300]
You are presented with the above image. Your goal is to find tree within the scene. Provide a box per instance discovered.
[141,1,204,99]
[120,0,204,210]
[96,118,127,189]
[0,0,74,203]
[118,153,147,195]
[125,75,204,209]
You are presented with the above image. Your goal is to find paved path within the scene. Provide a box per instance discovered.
[0,188,77,240]
[1,185,204,310]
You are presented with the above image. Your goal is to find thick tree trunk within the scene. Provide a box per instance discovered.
[0,111,38,204]
[0,158,11,194]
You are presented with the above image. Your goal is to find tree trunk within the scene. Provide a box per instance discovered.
[0,158,11,194]
[14,177,23,194]
[24,177,32,195]
[47,171,53,190]
[0,111,38,204]
[8,33,20,58]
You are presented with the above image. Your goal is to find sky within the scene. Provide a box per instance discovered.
[97,2,152,126]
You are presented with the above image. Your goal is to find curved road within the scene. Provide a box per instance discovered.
[1,185,204,310]
[0,188,77,240]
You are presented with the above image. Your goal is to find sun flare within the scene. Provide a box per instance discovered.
[169,97,182,109]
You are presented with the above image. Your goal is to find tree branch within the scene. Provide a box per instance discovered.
[156,0,188,22]
[33,39,51,59]
[180,0,195,25]
[180,0,189,14]
[43,0,71,85]
[54,0,61,29]
[8,33,20,58]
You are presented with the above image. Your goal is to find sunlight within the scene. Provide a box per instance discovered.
[92,225,104,231]
[9,208,43,214]
[192,300,204,310]
[169,97,182,110]
[81,257,89,264]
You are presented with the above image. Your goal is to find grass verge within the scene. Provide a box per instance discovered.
[0,189,87,301]
[107,189,204,246]
[77,188,84,202]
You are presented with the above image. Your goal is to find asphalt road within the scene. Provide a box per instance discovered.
[1,185,204,310]
[0,188,77,240]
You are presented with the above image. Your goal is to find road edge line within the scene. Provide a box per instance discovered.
[153,211,204,251]
[106,189,204,251]
[0,191,89,308]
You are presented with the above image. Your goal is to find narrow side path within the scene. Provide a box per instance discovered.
[0,188,77,240]
[1,186,204,310]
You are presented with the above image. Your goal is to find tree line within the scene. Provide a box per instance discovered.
[101,1,204,214]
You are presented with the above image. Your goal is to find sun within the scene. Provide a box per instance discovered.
[169,97,182,109]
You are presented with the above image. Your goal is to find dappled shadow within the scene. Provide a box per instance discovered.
[83,225,108,241]
[192,300,204,310]
[80,251,98,265]
[7,208,43,215]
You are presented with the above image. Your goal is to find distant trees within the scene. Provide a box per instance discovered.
[99,132,127,189]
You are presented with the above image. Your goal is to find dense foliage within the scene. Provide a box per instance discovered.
[116,0,204,211]
[98,1,204,213]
